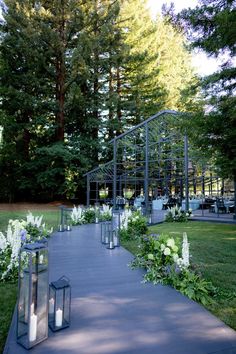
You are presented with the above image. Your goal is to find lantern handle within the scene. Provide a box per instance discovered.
[58,275,70,283]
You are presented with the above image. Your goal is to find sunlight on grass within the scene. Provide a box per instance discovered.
[122,220,236,330]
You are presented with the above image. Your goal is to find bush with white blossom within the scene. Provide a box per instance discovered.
[165,205,192,222]
[0,212,52,282]
[99,204,112,221]
[71,206,85,225]
[70,204,112,225]
[119,209,148,240]
[131,232,215,304]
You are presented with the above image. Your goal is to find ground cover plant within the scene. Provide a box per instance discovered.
[122,221,236,330]
[0,209,58,353]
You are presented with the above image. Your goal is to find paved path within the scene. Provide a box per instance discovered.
[4,224,236,354]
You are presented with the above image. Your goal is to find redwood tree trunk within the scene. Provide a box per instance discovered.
[116,65,122,136]
[55,1,66,142]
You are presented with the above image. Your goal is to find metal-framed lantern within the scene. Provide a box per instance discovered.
[100,221,111,244]
[107,228,115,249]
[58,205,65,232]
[49,276,71,332]
[112,210,122,247]
[17,243,48,349]
[65,208,72,231]
[95,206,100,224]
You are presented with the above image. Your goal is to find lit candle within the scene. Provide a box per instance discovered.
[30,302,35,315]
[49,298,54,314]
[29,313,37,342]
[55,308,63,327]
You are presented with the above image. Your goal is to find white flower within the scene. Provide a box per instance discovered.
[0,232,7,251]
[164,247,171,256]
[182,232,190,268]
[167,238,175,248]
[172,253,179,262]
[26,212,43,228]
[71,206,84,223]
[172,245,178,253]
[176,257,184,269]
[160,243,165,251]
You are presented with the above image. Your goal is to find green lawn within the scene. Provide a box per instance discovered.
[1,217,235,351]
[0,209,58,353]
[0,210,59,232]
[122,221,236,330]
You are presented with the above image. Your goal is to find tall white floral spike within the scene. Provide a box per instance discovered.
[71,206,83,223]
[182,232,190,268]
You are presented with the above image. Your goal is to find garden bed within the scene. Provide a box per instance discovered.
[122,221,236,330]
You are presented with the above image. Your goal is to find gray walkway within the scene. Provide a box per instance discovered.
[4,224,236,354]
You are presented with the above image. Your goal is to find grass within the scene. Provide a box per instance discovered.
[0,210,59,232]
[122,221,236,330]
[0,209,58,353]
[0,214,235,350]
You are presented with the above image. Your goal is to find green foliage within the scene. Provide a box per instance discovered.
[165,206,192,222]
[131,232,216,306]
[168,269,215,305]
[83,208,96,224]
[179,1,236,180]
[120,211,148,241]
[0,0,197,201]
[99,212,112,222]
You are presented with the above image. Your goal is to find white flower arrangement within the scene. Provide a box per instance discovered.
[26,212,44,228]
[158,234,190,270]
[181,232,190,268]
[165,205,191,222]
[100,204,112,221]
[120,209,132,230]
[175,232,190,270]
[71,206,84,224]
[0,212,52,281]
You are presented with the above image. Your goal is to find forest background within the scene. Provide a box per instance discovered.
[0,0,235,202]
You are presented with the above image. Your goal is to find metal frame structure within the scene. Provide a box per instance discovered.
[85,110,232,216]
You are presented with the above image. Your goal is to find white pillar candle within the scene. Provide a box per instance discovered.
[30,303,35,315]
[55,308,63,327]
[49,298,54,314]
[29,313,37,342]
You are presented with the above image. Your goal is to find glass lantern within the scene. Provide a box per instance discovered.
[48,276,71,332]
[17,243,48,349]
[112,211,122,247]
[58,205,65,232]
[95,206,100,224]
[100,221,111,244]
[65,208,72,231]
[106,225,115,250]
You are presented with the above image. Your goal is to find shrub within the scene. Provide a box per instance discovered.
[165,206,192,222]
[83,207,96,224]
[99,205,112,221]
[0,213,52,282]
[71,206,84,225]
[120,210,148,240]
[131,232,215,305]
